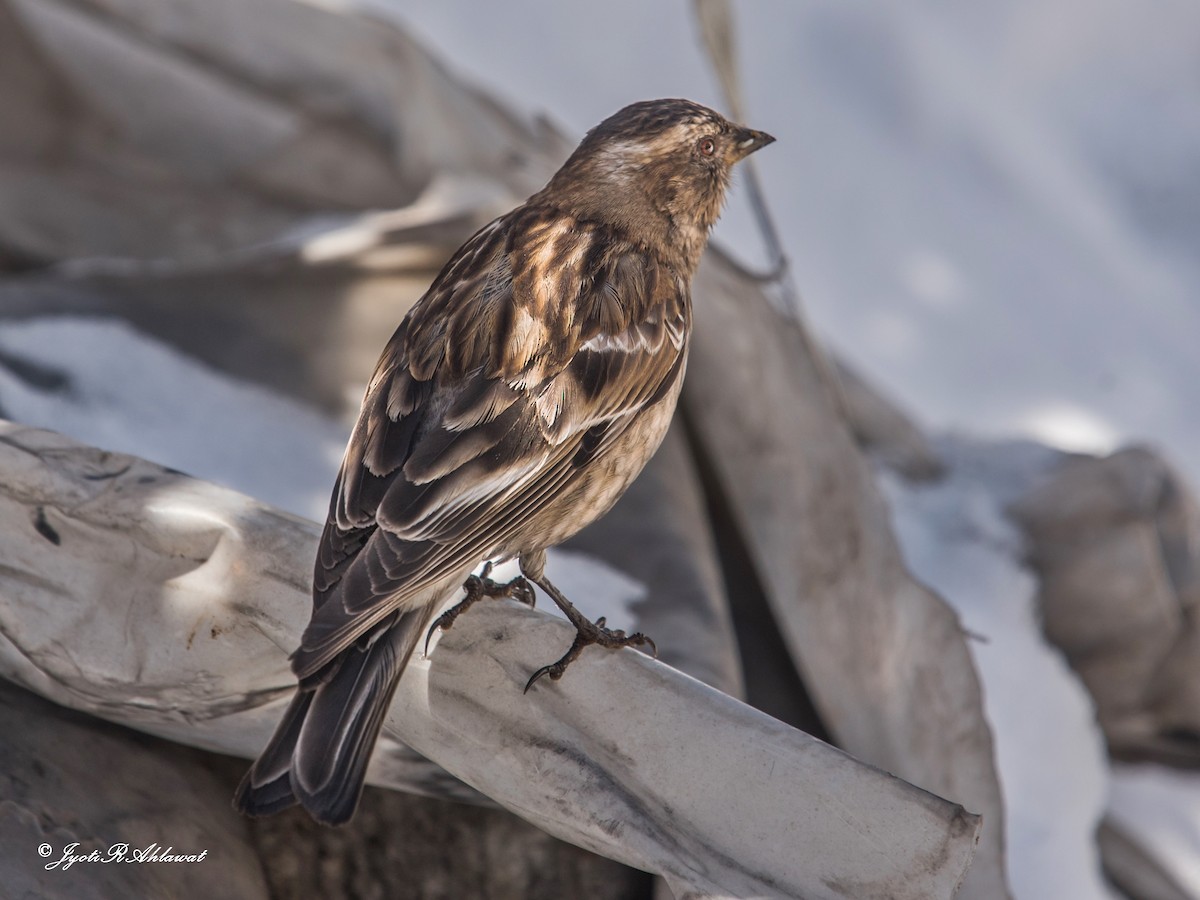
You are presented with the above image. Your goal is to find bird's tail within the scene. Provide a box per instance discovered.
[234,605,434,825]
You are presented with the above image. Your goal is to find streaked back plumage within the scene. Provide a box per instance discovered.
[235,98,773,825]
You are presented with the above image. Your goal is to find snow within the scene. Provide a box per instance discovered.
[882,437,1200,898]
[386,0,1200,488]
[881,438,1118,900]
[1110,763,1200,896]
[0,316,346,521]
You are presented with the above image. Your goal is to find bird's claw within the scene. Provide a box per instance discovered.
[424,570,537,655]
[424,616,445,657]
[424,613,446,656]
[523,661,563,694]
[509,578,537,609]
[523,616,656,693]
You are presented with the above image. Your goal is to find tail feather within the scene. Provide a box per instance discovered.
[234,688,312,816]
[234,606,433,825]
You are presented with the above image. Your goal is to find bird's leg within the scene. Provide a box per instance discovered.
[424,562,536,654]
[519,551,657,693]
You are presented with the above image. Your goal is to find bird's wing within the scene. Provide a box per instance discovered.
[294,210,689,679]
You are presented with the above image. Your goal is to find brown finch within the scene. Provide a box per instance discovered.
[236,98,774,824]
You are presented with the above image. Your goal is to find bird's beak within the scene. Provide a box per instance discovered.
[730,127,776,161]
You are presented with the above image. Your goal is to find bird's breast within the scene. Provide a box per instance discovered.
[507,357,686,555]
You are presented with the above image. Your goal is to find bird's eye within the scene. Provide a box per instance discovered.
[698,137,717,157]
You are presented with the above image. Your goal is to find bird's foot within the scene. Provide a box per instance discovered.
[524,616,657,693]
[425,563,536,654]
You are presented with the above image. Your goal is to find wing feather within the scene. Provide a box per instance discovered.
[296,207,689,680]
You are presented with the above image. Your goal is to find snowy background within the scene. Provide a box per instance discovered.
[391,0,1200,482]
[1,1,1197,897]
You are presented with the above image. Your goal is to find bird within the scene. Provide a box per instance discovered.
[235,98,774,825]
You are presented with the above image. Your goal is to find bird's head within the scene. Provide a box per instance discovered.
[538,99,775,271]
